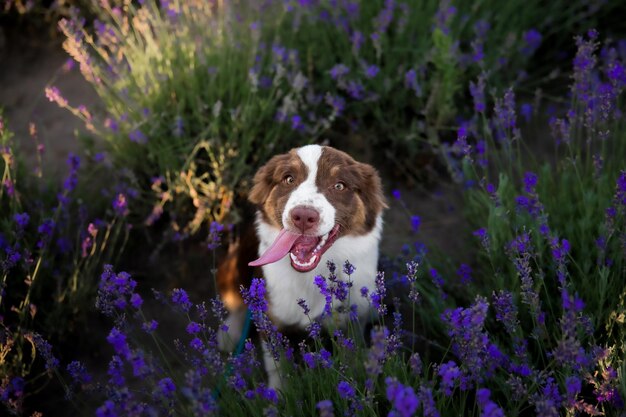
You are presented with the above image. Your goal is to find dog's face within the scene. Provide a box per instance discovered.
[248,145,386,272]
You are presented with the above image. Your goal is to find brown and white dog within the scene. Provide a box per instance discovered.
[219,144,386,387]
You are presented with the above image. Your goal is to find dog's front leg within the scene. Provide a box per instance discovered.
[261,338,283,390]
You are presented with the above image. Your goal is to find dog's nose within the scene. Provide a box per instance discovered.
[290,206,320,233]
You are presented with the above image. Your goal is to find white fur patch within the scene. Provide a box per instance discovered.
[282,145,336,235]
[257,213,383,329]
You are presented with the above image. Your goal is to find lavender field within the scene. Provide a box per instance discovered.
[1,1,626,416]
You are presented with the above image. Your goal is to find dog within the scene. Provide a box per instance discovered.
[218,144,386,388]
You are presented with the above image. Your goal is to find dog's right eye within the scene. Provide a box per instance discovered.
[284,175,295,185]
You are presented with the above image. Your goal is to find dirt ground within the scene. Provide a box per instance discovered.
[0,25,99,176]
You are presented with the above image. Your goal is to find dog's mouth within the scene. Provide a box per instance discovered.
[249,225,341,272]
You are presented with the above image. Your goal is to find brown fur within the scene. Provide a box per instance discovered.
[316,147,387,236]
[248,149,308,228]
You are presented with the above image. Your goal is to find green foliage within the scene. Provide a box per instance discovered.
[0,113,128,408]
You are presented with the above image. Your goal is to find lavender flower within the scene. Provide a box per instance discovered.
[106,327,130,359]
[404,69,421,95]
[492,290,519,334]
[329,64,350,80]
[342,260,355,276]
[129,129,148,144]
[410,215,421,233]
[31,333,59,371]
[45,86,68,106]
[96,265,139,316]
[369,271,387,314]
[521,29,542,56]
[207,221,225,250]
[386,377,419,417]
[314,275,333,316]
[437,360,460,396]
[364,64,380,79]
[155,377,176,398]
[434,0,456,34]
[409,352,422,376]
[523,171,538,193]
[469,75,486,113]
[442,296,504,385]
[67,360,92,385]
[476,388,505,417]
[13,212,30,230]
[171,288,193,312]
[365,326,389,378]
[316,399,334,417]
[531,377,562,417]
[456,263,472,285]
[494,88,518,131]
[337,381,355,399]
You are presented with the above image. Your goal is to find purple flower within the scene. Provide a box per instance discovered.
[112,193,129,217]
[456,263,472,285]
[129,129,148,144]
[297,298,310,315]
[130,293,143,309]
[291,114,304,132]
[337,381,355,399]
[329,64,350,80]
[409,353,422,375]
[521,29,542,56]
[186,321,202,334]
[67,361,92,385]
[369,271,387,314]
[531,377,562,417]
[13,212,30,229]
[31,333,59,371]
[572,32,598,107]
[469,75,486,113]
[404,69,421,95]
[142,320,158,333]
[106,328,130,359]
[520,103,533,122]
[96,265,139,316]
[434,0,456,34]
[429,268,445,299]
[364,64,380,79]
[494,88,517,131]
[62,153,80,193]
[316,399,334,417]
[346,80,364,100]
[207,221,224,250]
[438,360,460,396]
[171,288,192,312]
[476,388,505,417]
[156,377,176,398]
[564,376,581,406]
[365,326,389,378]
[314,275,333,316]
[189,337,203,350]
[386,377,419,417]
[342,260,355,276]
[45,86,68,106]
[418,386,439,417]
[523,172,538,193]
[492,291,519,334]
[473,227,490,251]
[410,215,421,233]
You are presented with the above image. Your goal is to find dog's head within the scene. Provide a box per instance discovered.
[248,144,386,272]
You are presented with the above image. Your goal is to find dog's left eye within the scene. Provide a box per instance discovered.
[334,182,346,191]
[284,175,295,185]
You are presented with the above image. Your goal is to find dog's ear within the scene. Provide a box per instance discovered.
[248,153,288,205]
[355,162,388,214]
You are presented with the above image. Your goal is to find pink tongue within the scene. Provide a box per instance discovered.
[249,229,301,267]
